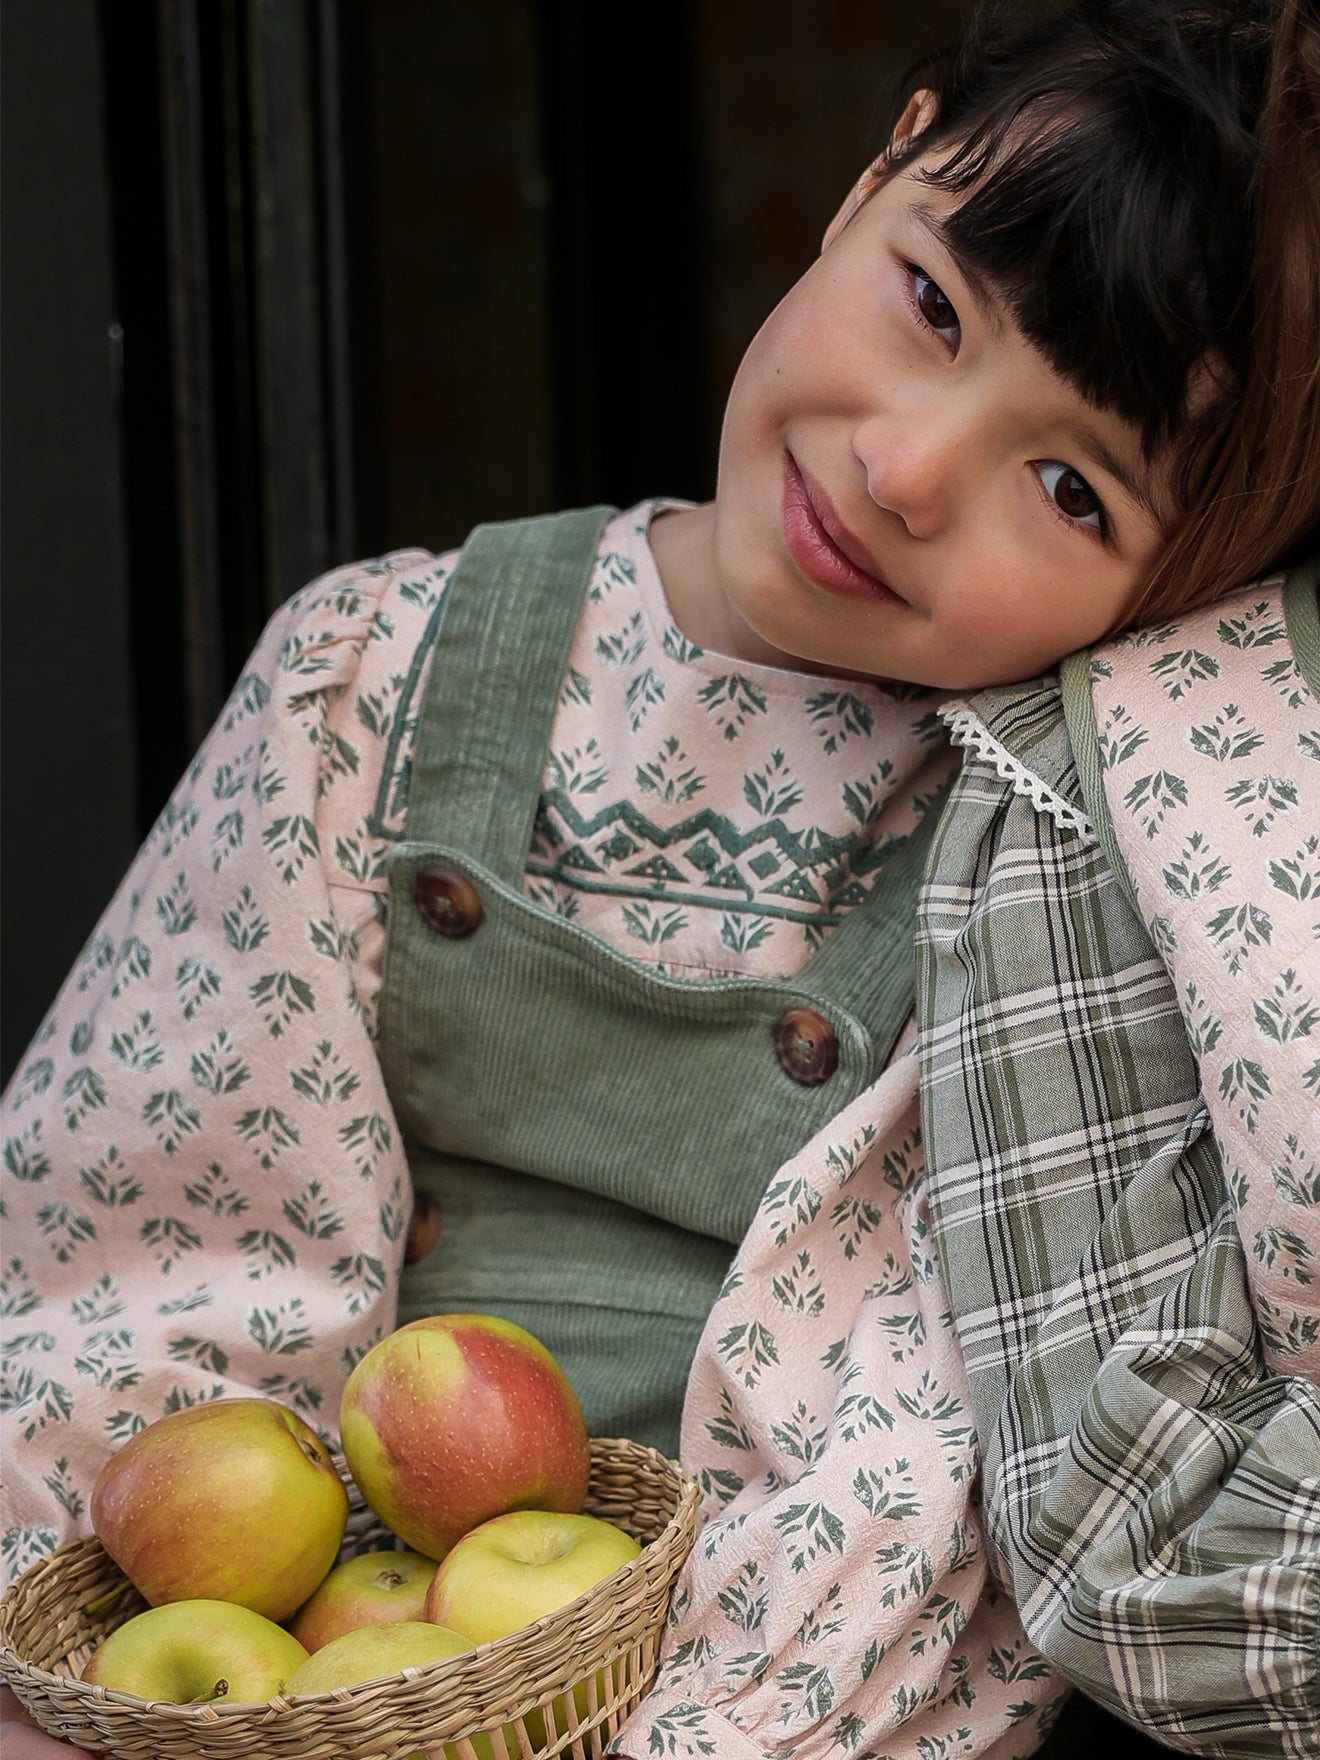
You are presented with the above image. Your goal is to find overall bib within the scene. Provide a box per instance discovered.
[379,507,940,1454]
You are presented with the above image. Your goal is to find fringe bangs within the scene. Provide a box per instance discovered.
[890,1,1278,492]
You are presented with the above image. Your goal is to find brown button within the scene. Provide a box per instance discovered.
[403,1190,443,1266]
[413,865,483,937]
[775,1006,839,1086]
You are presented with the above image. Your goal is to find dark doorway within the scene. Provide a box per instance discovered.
[5,0,976,1077]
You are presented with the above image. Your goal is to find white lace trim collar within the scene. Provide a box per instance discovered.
[940,700,1095,841]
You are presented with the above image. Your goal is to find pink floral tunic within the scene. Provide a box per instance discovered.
[2,505,1059,1757]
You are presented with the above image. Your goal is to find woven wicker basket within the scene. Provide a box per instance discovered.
[0,1436,699,1760]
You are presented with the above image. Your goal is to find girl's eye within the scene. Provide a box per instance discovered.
[912,268,960,347]
[1038,460,1105,534]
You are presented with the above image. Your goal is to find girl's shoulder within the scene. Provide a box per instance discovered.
[1086,563,1317,874]
[271,546,457,686]
[1087,565,1311,728]
[933,560,1319,860]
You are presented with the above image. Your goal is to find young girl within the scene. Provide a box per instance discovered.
[3,2,1317,1756]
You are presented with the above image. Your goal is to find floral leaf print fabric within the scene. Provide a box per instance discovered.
[611,1050,1062,1760]
[1,550,445,1580]
[920,653,1320,1757]
[1095,570,1320,1377]
[517,506,953,981]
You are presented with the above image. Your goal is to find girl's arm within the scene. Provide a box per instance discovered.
[0,548,447,1584]
[1083,565,1320,1379]
[919,657,1320,1757]
[605,1048,1066,1759]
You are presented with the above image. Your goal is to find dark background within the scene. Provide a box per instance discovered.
[0,6,1168,1753]
[1,0,975,1082]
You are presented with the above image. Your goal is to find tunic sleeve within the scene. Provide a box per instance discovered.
[1086,571,1320,1381]
[919,683,1320,1758]
[610,1052,1064,1760]
[0,549,446,1584]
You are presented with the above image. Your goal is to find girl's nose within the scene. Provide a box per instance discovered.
[851,412,964,539]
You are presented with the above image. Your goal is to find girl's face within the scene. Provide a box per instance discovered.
[669,141,1182,690]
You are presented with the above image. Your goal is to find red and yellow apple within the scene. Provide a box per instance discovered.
[290,1548,438,1652]
[91,1398,349,1622]
[339,1314,590,1561]
[81,1599,308,1703]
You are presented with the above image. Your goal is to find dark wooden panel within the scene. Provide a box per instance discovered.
[354,0,553,554]
[533,0,710,511]
[698,0,976,404]
[0,0,137,1080]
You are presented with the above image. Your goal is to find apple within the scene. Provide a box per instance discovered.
[290,1547,438,1651]
[287,1622,492,1760]
[284,1619,472,1694]
[425,1510,641,1748]
[339,1314,589,1561]
[81,1599,308,1703]
[91,1398,349,1622]
[424,1508,640,1642]
[286,1620,547,1760]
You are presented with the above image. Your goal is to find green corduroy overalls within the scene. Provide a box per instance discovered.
[381,507,941,1454]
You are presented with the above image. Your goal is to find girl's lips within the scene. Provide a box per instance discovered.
[781,455,902,604]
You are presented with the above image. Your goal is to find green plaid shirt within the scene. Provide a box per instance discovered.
[918,680,1320,1759]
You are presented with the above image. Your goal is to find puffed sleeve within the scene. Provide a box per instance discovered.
[0,548,450,1584]
[919,681,1320,1759]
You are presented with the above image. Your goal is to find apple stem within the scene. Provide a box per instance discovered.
[83,1577,133,1618]
[187,1680,228,1703]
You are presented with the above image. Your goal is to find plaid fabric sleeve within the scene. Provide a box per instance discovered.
[919,681,1320,1759]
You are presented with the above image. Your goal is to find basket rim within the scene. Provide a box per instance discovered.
[0,1435,701,1746]
[0,1527,684,1725]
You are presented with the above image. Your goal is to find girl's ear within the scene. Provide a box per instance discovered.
[822,88,940,250]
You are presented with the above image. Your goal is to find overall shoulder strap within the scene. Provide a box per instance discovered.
[406,506,615,879]
[1059,649,1141,916]
[1283,551,1320,690]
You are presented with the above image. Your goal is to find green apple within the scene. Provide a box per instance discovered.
[290,1548,438,1652]
[81,1599,308,1703]
[424,1508,640,1641]
[426,1510,640,1749]
[284,1619,472,1693]
[91,1397,349,1622]
[339,1313,589,1562]
[287,1621,494,1760]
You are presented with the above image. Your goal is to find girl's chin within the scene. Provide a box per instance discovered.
[731,605,883,682]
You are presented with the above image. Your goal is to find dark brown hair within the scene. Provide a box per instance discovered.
[889,0,1320,626]
[1135,0,1320,623]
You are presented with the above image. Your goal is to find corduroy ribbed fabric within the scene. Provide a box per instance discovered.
[1283,552,1320,693]
[382,508,942,1452]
